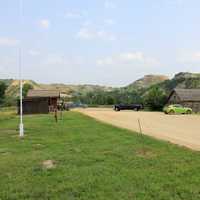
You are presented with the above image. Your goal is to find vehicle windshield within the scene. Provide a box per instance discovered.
[174,104,183,108]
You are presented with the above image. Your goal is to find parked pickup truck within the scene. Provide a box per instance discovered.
[113,104,143,111]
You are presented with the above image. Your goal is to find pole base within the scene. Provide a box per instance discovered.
[19,123,24,137]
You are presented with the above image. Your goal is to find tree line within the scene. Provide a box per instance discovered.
[0,81,167,111]
[72,86,167,111]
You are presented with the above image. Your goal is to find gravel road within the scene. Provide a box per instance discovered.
[77,108,200,151]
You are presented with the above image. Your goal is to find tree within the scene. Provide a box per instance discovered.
[0,81,7,105]
[23,83,33,98]
[144,86,167,110]
[106,95,114,105]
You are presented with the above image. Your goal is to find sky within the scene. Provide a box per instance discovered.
[0,0,200,86]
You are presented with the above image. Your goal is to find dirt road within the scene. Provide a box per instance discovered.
[77,108,200,151]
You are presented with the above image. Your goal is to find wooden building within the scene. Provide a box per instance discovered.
[167,89,200,112]
[19,97,49,114]
[18,90,60,114]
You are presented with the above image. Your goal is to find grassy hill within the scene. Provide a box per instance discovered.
[150,72,200,95]
[125,72,200,93]
[39,83,113,95]
[2,80,112,98]
[6,80,40,97]
[126,74,169,90]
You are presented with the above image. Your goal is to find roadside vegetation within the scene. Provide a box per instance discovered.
[0,109,200,200]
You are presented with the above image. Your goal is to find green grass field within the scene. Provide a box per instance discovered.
[0,109,200,200]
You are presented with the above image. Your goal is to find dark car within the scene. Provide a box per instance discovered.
[113,104,143,111]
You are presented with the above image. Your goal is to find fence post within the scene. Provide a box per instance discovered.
[138,118,142,135]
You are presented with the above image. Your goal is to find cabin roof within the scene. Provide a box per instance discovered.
[172,89,200,101]
[27,90,60,98]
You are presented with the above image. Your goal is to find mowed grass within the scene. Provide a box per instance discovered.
[0,110,200,200]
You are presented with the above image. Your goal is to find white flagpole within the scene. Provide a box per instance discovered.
[19,0,24,137]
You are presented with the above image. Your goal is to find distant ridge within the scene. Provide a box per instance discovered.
[1,72,200,100]
[127,75,169,89]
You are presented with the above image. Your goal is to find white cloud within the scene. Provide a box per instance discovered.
[167,0,183,5]
[119,52,144,62]
[0,66,4,70]
[28,50,40,56]
[97,57,114,65]
[104,19,116,25]
[97,30,116,41]
[193,52,200,60]
[64,10,88,20]
[177,51,200,63]
[187,53,200,63]
[38,19,50,29]
[64,11,82,19]
[40,53,85,69]
[76,28,116,41]
[0,37,19,46]
[104,1,116,9]
[82,20,92,27]
[0,57,18,78]
[97,52,159,66]
[76,28,93,40]
[43,54,64,65]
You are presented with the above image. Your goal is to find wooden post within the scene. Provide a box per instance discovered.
[54,109,58,123]
[138,118,142,135]
[138,118,145,152]
[59,101,64,120]
[60,110,63,120]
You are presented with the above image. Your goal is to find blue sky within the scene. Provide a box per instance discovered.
[0,0,200,86]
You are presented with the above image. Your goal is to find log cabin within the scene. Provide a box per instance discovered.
[18,90,60,114]
[167,89,200,112]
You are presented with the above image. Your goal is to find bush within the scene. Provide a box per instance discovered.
[23,83,33,98]
[144,86,167,111]
[0,82,7,105]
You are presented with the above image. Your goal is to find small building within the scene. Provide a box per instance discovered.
[19,97,50,114]
[18,90,60,114]
[167,89,200,112]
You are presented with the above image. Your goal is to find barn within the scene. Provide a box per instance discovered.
[167,89,200,112]
[18,90,60,114]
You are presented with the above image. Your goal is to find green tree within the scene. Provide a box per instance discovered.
[0,81,7,105]
[23,83,33,98]
[106,95,114,105]
[144,86,167,111]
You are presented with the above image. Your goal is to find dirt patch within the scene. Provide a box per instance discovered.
[42,160,56,169]
[0,148,11,156]
[101,150,114,155]
[135,148,156,158]
[33,144,45,150]
[0,129,17,135]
